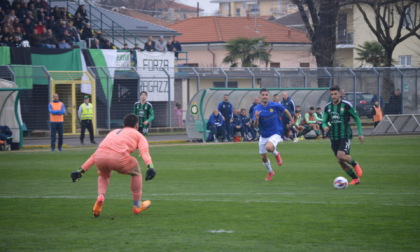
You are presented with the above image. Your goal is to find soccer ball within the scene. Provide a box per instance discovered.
[333,176,348,189]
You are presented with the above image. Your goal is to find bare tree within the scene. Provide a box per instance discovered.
[292,0,340,68]
[356,1,420,101]
[356,1,420,67]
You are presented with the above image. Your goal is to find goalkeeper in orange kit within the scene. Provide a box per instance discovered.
[70,113,157,217]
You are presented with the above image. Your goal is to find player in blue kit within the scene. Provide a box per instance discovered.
[253,88,294,181]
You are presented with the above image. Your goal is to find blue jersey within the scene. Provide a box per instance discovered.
[253,101,285,138]
[218,101,233,119]
[208,113,224,127]
[281,97,295,116]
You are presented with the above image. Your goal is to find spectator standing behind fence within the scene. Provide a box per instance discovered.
[155,35,166,52]
[218,94,234,142]
[78,95,96,145]
[166,37,173,51]
[133,91,154,136]
[171,36,182,59]
[144,35,156,52]
[49,93,66,152]
[371,98,383,128]
[387,89,402,114]
[174,103,185,128]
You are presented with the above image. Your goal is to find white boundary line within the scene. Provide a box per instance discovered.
[0,194,419,206]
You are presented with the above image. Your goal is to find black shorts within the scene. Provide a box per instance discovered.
[330,139,351,156]
[138,127,149,136]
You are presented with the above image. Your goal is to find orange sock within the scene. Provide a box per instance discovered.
[98,176,109,195]
[131,175,142,202]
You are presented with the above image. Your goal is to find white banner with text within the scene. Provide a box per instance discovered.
[135,51,175,101]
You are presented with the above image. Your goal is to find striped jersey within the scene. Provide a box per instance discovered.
[322,100,363,140]
[133,101,154,128]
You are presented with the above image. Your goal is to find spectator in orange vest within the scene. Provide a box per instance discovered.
[49,93,66,151]
[371,99,383,128]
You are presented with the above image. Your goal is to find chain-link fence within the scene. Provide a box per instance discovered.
[0,66,418,136]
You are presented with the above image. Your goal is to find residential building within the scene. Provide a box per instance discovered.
[210,0,298,18]
[336,4,419,68]
[273,4,419,68]
[167,16,315,92]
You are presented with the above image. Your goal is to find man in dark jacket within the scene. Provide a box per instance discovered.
[218,94,233,141]
[280,92,296,140]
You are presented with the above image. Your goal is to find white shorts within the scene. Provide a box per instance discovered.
[258,134,283,154]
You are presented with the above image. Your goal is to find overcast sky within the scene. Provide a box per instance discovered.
[177,0,219,15]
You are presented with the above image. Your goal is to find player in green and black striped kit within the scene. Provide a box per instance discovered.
[322,85,364,185]
[133,91,154,136]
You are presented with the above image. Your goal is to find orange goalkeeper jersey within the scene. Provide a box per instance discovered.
[96,127,152,165]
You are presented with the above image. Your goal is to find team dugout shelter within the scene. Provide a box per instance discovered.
[186,88,330,141]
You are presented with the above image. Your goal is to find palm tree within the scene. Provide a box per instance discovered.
[223,37,270,67]
[355,41,386,67]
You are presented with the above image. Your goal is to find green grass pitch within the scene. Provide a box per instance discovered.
[0,135,419,251]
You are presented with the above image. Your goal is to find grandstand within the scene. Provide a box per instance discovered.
[0,0,179,49]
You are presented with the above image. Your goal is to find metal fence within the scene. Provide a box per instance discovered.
[0,66,418,135]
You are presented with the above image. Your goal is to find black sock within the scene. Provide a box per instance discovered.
[348,159,357,167]
[346,169,358,179]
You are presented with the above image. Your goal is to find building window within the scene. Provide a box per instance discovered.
[403,7,413,29]
[188,63,199,67]
[399,55,412,67]
[224,3,229,13]
[236,8,240,16]
[337,12,352,44]
[248,4,259,14]
[213,82,238,88]
[270,62,280,68]
[300,62,310,68]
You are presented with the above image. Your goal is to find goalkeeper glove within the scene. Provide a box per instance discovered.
[71,167,85,182]
[145,164,156,181]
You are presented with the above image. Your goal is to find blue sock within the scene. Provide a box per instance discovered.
[133,200,141,208]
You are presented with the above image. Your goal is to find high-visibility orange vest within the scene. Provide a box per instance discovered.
[50,102,64,122]
[373,106,383,122]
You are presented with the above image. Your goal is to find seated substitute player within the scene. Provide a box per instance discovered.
[70,113,157,217]
[292,108,304,142]
[302,106,321,137]
[232,108,245,140]
[240,108,257,141]
[206,109,226,142]
[322,85,364,185]
[253,88,293,181]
